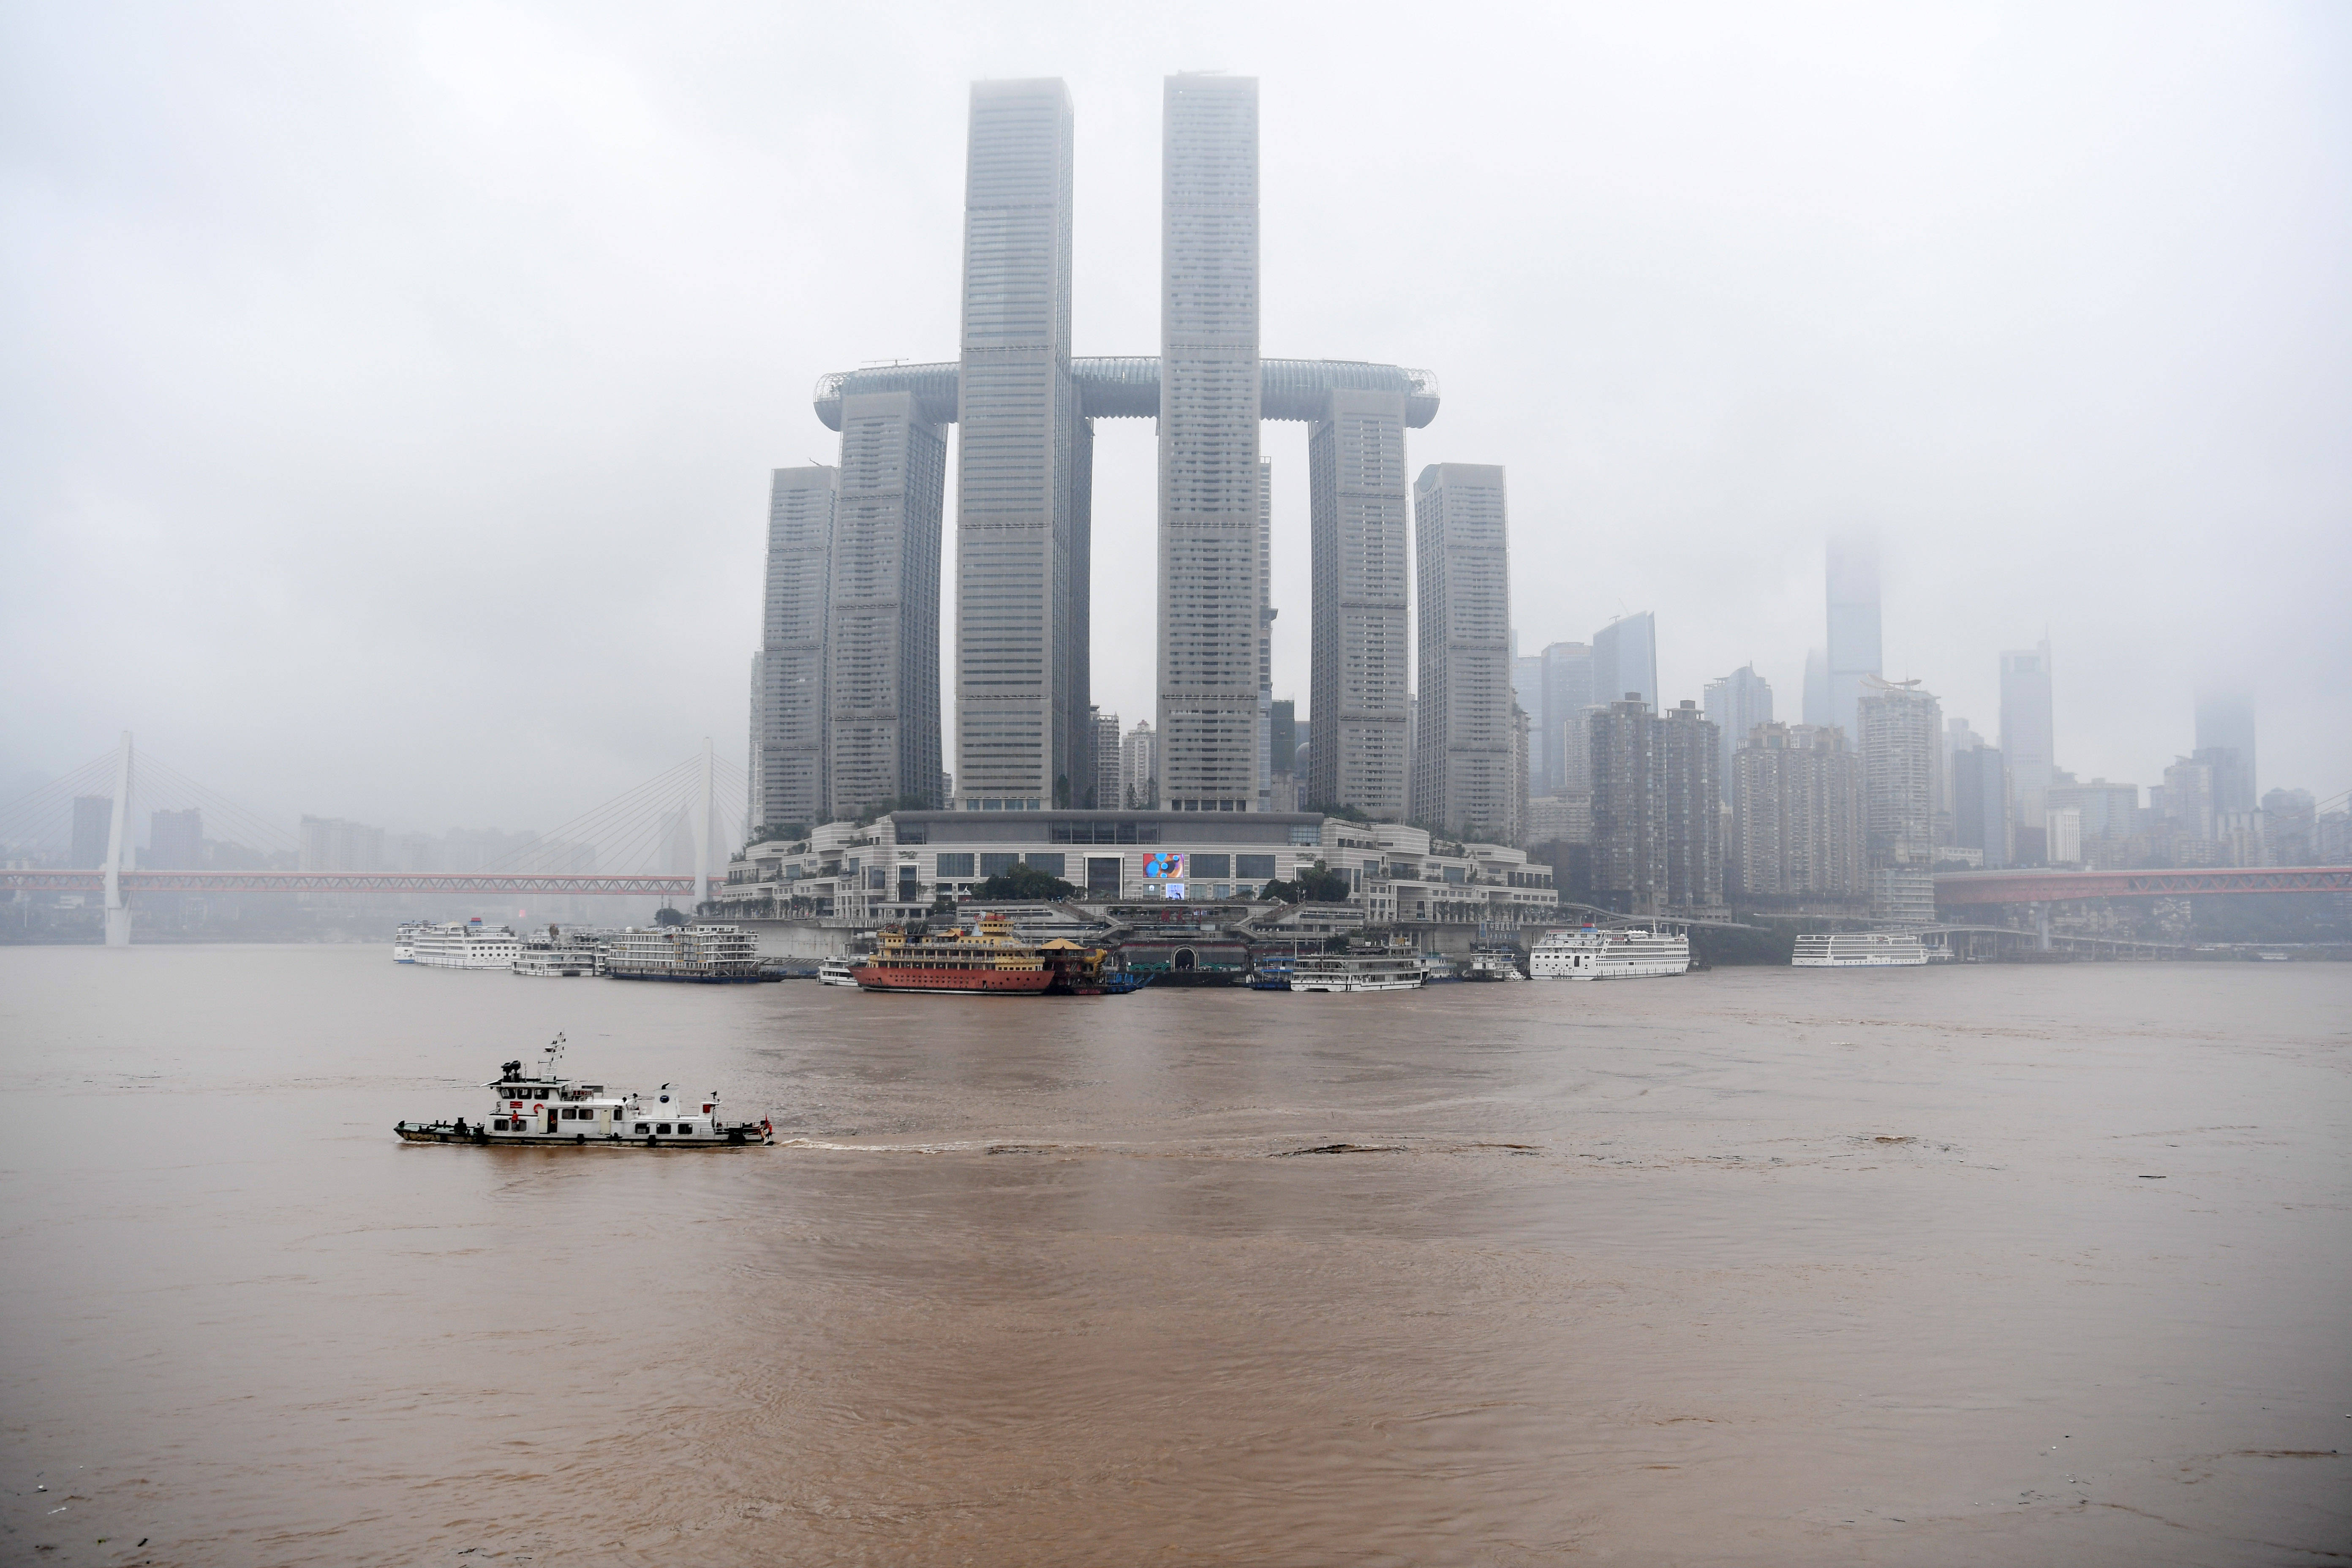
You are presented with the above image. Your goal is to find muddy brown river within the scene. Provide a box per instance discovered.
[2,945,2346,1564]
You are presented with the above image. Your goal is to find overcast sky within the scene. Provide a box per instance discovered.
[5,1,2347,837]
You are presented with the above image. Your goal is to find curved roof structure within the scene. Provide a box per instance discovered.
[814,357,1439,431]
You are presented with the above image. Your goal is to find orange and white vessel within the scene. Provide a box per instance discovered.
[850,912,1058,995]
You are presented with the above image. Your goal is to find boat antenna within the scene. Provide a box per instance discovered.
[544,1032,566,1073]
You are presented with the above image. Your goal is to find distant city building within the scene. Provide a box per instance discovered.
[1701,665,1774,814]
[2215,809,2268,868]
[1269,699,1297,777]
[1120,720,1159,809]
[1824,531,1883,739]
[1949,744,2010,870]
[1998,638,2055,828]
[1511,653,1544,791]
[756,465,837,832]
[746,651,765,828]
[1527,793,1593,847]
[148,808,203,871]
[2046,778,2138,848]
[1089,708,1123,811]
[299,815,382,874]
[1255,456,1276,809]
[1732,723,1865,899]
[71,795,112,868]
[1588,695,1718,915]
[830,392,947,818]
[2192,688,2257,814]
[1156,73,1263,814]
[1858,676,1941,875]
[2044,806,2082,866]
[1538,640,1595,802]
[1410,463,1516,842]
[2153,754,2218,841]
[1307,387,1412,819]
[957,78,1083,813]
[1802,646,1831,728]
[1591,613,1658,713]
[2262,787,2317,865]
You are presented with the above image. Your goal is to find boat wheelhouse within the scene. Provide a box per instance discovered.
[1290,953,1426,993]
[1791,932,1929,968]
[817,956,860,987]
[393,1037,772,1148]
[1529,927,1691,980]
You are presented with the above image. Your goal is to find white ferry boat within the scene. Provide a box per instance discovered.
[1792,932,1929,968]
[1463,950,1526,981]
[605,924,763,983]
[395,1037,771,1148]
[411,919,524,970]
[817,956,859,987]
[1529,926,1691,980]
[392,920,424,963]
[1290,953,1426,993]
[513,927,607,977]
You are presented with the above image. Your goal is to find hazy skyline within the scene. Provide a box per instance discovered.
[5,2,2347,835]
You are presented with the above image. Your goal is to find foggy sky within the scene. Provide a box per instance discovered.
[5,1,2347,836]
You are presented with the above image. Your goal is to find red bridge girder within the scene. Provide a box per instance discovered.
[2,871,711,897]
[1935,866,2352,904]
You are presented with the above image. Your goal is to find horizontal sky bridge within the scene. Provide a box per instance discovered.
[814,358,1440,430]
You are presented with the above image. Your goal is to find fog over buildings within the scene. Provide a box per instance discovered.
[3,3,2348,834]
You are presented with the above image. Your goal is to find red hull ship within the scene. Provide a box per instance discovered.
[850,912,1059,995]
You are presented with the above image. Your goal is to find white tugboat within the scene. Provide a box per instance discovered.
[394,1037,773,1148]
[817,956,860,987]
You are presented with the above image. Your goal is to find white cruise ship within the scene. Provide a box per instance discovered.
[605,924,763,983]
[1529,927,1691,980]
[1792,932,1928,968]
[514,926,608,977]
[1290,953,1425,993]
[411,919,524,971]
[392,921,425,963]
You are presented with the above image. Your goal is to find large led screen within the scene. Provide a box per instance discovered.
[1143,852,1187,880]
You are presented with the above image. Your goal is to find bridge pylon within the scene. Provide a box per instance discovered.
[103,731,133,948]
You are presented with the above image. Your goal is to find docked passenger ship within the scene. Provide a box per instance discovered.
[852,913,1056,994]
[1529,926,1692,980]
[409,919,524,970]
[1290,952,1426,993]
[1792,932,1929,967]
[513,926,607,977]
[605,924,762,983]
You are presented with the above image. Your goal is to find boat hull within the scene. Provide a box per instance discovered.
[1791,955,1928,968]
[1291,977,1422,993]
[394,1121,769,1147]
[851,966,1056,995]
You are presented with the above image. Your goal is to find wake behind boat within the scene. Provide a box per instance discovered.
[394,1036,772,1148]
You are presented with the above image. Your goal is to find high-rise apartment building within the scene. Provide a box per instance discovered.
[1410,463,1515,841]
[1157,73,1262,813]
[1307,389,1410,817]
[2193,688,2257,814]
[1269,699,1296,776]
[1255,456,1275,808]
[957,79,1081,811]
[1589,698,1658,913]
[71,795,112,868]
[1949,744,2010,869]
[299,815,382,873]
[1538,641,1595,801]
[1824,531,1882,738]
[1731,723,1864,899]
[1120,720,1159,809]
[1511,653,1544,791]
[757,465,836,832]
[1089,708,1123,809]
[1656,700,1724,914]
[1998,638,2055,827]
[1858,676,1941,870]
[830,393,947,818]
[1701,664,1773,814]
[2047,779,2138,849]
[148,808,203,871]
[2154,754,2217,841]
[1592,613,1658,712]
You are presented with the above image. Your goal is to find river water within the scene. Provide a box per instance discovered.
[1,945,2346,1565]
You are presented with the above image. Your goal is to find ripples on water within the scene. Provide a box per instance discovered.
[1,946,2346,1565]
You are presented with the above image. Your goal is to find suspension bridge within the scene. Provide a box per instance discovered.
[0,733,750,945]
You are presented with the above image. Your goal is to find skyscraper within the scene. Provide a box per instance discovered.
[1949,743,2010,869]
[956,79,1080,811]
[71,796,112,868]
[757,465,836,833]
[1998,638,2055,828]
[1120,720,1158,809]
[1591,613,1658,712]
[829,392,947,818]
[1657,700,1724,914]
[1701,664,1774,814]
[1859,676,1941,924]
[1307,389,1411,818]
[1269,699,1296,776]
[1824,531,1882,738]
[2193,688,2257,814]
[1411,463,1516,840]
[1732,724,1864,899]
[1157,73,1262,813]
[1511,652,1544,792]
[1589,697,1659,914]
[1256,456,1275,808]
[1089,707,1123,809]
[148,807,203,871]
[1539,641,1595,799]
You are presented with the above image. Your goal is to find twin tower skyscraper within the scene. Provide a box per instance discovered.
[754,76,1475,834]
